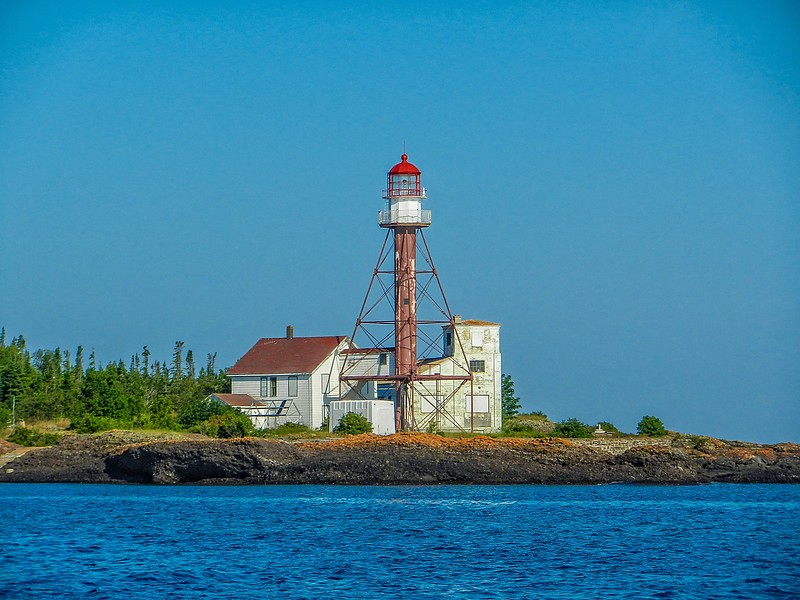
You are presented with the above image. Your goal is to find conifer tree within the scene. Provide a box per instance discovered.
[206,352,217,375]
[75,346,84,382]
[171,341,184,382]
[185,349,195,379]
[501,374,522,421]
[142,346,150,376]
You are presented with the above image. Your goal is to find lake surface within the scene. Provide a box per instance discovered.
[1,483,798,599]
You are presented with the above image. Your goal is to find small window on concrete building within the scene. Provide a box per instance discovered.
[471,329,483,347]
[261,376,277,397]
[469,360,485,373]
[288,376,298,397]
[466,394,490,413]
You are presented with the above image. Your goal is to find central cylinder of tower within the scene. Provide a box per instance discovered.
[394,226,417,429]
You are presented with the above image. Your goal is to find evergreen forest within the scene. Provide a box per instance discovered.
[0,328,233,434]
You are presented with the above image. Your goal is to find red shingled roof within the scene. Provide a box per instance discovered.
[211,393,259,407]
[228,336,346,375]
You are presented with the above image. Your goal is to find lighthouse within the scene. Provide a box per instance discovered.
[225,153,502,435]
[381,154,429,430]
[339,152,499,434]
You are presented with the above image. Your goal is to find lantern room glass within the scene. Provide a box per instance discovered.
[389,174,420,196]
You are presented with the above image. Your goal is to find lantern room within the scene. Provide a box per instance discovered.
[387,153,422,197]
[379,153,430,228]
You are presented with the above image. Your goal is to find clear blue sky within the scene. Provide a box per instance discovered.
[1,1,798,443]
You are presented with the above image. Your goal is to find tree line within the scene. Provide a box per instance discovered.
[0,328,231,432]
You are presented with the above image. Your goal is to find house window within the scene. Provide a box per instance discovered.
[261,376,277,397]
[379,353,388,365]
[469,360,485,373]
[288,376,298,397]
[471,329,483,347]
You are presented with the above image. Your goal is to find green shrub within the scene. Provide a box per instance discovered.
[637,415,667,436]
[526,411,548,420]
[145,412,180,431]
[70,415,126,434]
[8,427,62,447]
[501,412,555,437]
[502,421,541,434]
[196,409,254,438]
[262,422,313,436]
[598,421,620,434]
[552,418,593,438]
[333,412,373,435]
[178,396,227,428]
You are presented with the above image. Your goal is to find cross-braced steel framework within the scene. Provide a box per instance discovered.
[339,228,476,432]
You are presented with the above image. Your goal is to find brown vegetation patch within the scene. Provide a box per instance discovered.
[0,438,22,455]
[297,432,574,451]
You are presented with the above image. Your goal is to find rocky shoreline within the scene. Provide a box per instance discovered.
[1,431,798,485]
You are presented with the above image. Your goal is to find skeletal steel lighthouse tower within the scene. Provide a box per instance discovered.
[340,153,473,432]
[385,154,427,429]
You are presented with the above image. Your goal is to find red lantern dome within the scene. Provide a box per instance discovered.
[387,154,422,197]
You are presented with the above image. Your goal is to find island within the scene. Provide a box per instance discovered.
[1,431,798,485]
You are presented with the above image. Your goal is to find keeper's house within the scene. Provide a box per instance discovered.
[211,327,347,430]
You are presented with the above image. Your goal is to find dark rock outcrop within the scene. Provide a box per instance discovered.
[1,432,798,485]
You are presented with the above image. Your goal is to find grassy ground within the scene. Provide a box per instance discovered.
[1,414,652,448]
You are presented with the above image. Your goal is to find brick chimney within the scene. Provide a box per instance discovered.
[286,325,294,339]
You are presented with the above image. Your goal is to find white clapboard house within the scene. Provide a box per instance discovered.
[211,327,347,430]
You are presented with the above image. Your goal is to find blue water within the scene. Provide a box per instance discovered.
[1,484,798,599]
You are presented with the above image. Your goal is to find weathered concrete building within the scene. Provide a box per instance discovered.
[419,318,502,432]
